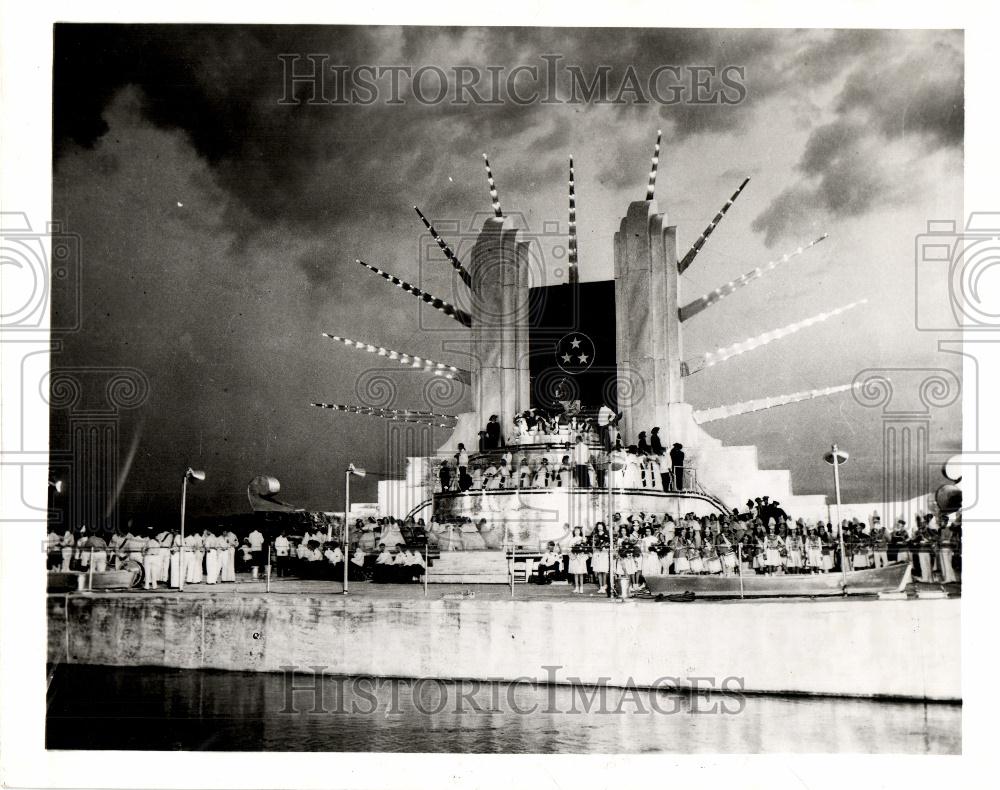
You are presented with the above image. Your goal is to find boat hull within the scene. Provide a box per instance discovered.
[643,562,912,598]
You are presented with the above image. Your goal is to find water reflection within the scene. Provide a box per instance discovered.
[46,665,960,754]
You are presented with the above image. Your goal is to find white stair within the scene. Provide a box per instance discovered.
[429,551,509,584]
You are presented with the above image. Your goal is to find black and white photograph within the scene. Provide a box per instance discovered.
[1,2,996,787]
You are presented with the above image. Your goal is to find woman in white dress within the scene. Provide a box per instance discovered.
[785,526,804,573]
[590,522,611,593]
[568,526,589,593]
[557,456,573,488]
[623,448,643,489]
[532,458,550,488]
[805,527,824,573]
[673,530,691,575]
[517,459,532,489]
[717,528,738,576]
[764,525,784,575]
[639,528,661,584]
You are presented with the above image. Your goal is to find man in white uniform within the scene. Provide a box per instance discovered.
[248,527,265,578]
[274,530,290,577]
[143,534,161,589]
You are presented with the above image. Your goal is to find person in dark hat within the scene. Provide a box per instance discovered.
[650,427,665,457]
[669,443,685,490]
[486,414,503,449]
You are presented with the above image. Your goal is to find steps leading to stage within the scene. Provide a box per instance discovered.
[429,551,508,584]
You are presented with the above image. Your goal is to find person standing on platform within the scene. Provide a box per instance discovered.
[557,455,572,488]
[274,530,290,577]
[785,524,804,574]
[204,530,222,585]
[517,458,531,489]
[650,427,665,457]
[568,526,589,593]
[183,530,201,584]
[439,460,452,492]
[913,521,935,581]
[870,517,889,568]
[717,526,737,576]
[805,527,824,573]
[890,518,911,566]
[248,526,264,578]
[938,518,957,583]
[142,533,161,589]
[222,530,238,582]
[669,443,685,491]
[496,459,511,489]
[486,414,503,449]
[455,444,469,479]
[532,458,550,488]
[573,435,590,488]
[591,523,611,593]
[763,522,784,575]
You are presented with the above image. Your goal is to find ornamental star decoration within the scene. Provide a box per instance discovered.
[556,333,596,373]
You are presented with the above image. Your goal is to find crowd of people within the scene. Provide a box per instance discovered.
[46,519,433,589]
[439,415,691,494]
[48,497,962,595]
[521,501,962,596]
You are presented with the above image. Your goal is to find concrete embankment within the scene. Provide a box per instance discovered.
[47,593,960,701]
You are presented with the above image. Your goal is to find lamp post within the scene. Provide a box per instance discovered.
[178,467,206,592]
[823,445,849,589]
[342,463,366,594]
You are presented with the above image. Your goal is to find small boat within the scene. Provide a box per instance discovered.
[643,561,912,599]
[47,568,141,593]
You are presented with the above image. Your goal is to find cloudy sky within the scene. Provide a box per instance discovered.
[51,25,963,517]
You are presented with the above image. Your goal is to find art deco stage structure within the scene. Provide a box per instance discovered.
[315,133,864,548]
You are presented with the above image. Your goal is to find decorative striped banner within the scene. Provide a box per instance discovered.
[693,383,861,425]
[483,153,503,218]
[311,402,457,427]
[413,206,473,289]
[682,299,867,376]
[678,234,828,322]
[645,129,662,201]
[356,259,472,327]
[322,332,472,384]
[568,155,579,285]
[678,177,751,274]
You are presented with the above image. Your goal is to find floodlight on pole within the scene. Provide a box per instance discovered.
[823,445,849,590]
[179,468,206,592]
[342,463,367,594]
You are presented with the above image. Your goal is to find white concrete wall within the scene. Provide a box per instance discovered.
[49,594,960,701]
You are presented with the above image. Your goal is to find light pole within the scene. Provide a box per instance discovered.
[343,463,366,594]
[823,445,849,589]
[179,468,206,591]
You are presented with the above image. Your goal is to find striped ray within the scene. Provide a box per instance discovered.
[678,177,751,274]
[645,128,662,201]
[693,383,861,425]
[482,153,503,217]
[311,402,457,427]
[322,332,472,385]
[412,206,473,289]
[356,259,472,327]
[682,299,867,376]
[678,234,828,323]
[567,155,579,284]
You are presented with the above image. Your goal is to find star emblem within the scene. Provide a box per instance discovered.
[555,332,596,374]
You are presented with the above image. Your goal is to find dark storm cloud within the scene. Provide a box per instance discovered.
[752,30,963,246]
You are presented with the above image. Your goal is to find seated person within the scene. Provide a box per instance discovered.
[349,545,367,580]
[372,543,394,583]
[402,547,426,582]
[391,543,410,582]
[324,542,344,580]
[532,541,563,584]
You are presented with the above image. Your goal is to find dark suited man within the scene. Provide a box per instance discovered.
[669,443,685,490]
